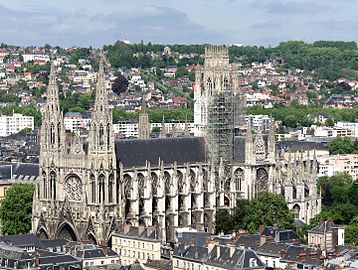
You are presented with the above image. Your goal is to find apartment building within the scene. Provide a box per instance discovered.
[318,154,358,180]
[0,112,34,137]
[111,225,161,266]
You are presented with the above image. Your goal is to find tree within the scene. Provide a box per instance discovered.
[0,183,35,234]
[19,128,32,134]
[243,192,295,233]
[327,137,355,155]
[112,74,129,94]
[324,117,335,127]
[348,181,358,206]
[232,199,249,229]
[345,216,358,246]
[215,209,234,234]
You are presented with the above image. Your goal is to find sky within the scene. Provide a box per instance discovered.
[0,0,357,47]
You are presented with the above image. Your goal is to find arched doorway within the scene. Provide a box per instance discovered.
[87,233,97,245]
[293,204,300,219]
[37,228,49,240]
[57,223,78,241]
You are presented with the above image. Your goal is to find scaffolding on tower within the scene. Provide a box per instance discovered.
[206,87,235,166]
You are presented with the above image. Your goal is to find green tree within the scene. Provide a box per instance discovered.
[243,192,295,233]
[19,128,32,134]
[215,209,234,234]
[345,216,358,246]
[232,199,249,229]
[324,117,335,127]
[327,137,355,155]
[0,183,35,235]
[348,181,358,206]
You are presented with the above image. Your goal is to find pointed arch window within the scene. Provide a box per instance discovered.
[42,172,47,199]
[207,78,213,91]
[99,125,104,145]
[91,174,96,203]
[50,124,55,145]
[107,123,111,146]
[98,174,105,203]
[223,78,229,90]
[57,122,61,146]
[50,171,56,200]
[108,174,113,203]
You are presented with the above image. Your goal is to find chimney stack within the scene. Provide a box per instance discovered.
[34,252,40,268]
[216,246,221,259]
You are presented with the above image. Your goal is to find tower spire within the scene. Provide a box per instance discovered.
[138,93,150,139]
[94,55,109,113]
[46,61,60,113]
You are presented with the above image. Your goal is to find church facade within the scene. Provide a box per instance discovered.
[32,48,321,245]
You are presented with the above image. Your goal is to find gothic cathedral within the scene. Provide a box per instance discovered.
[33,48,321,245]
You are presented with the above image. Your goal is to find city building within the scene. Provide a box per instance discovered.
[69,244,119,269]
[173,244,265,270]
[64,112,91,133]
[111,225,161,266]
[0,112,34,137]
[318,154,358,180]
[308,218,345,251]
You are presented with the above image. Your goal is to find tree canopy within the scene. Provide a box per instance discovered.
[0,183,35,235]
[215,193,294,234]
[327,137,358,155]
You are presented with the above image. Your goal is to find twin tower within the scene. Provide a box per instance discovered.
[32,58,120,244]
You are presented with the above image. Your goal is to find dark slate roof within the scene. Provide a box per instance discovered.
[40,253,81,266]
[174,244,264,270]
[72,244,118,259]
[144,259,172,270]
[260,227,300,242]
[176,231,209,247]
[205,245,265,269]
[40,239,69,249]
[0,244,32,260]
[308,220,344,234]
[235,235,260,250]
[256,242,288,257]
[0,165,12,180]
[115,226,159,241]
[281,245,321,264]
[0,162,39,181]
[0,234,46,249]
[115,137,208,168]
[276,141,327,152]
[120,264,144,270]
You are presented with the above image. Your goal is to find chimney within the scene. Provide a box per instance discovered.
[280,249,285,258]
[229,246,236,258]
[76,250,84,258]
[298,251,306,259]
[207,240,219,253]
[319,218,324,226]
[260,234,266,246]
[138,225,145,235]
[34,252,40,268]
[123,223,130,234]
[259,225,265,234]
[102,245,109,256]
[216,246,221,259]
[327,217,333,231]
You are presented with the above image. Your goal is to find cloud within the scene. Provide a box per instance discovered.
[0,4,226,47]
[251,0,331,14]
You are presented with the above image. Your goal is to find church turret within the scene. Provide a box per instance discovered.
[41,62,64,151]
[138,94,150,139]
[267,116,276,161]
[159,115,167,138]
[89,57,114,152]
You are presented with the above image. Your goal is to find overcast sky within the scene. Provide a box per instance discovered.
[1,0,357,47]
